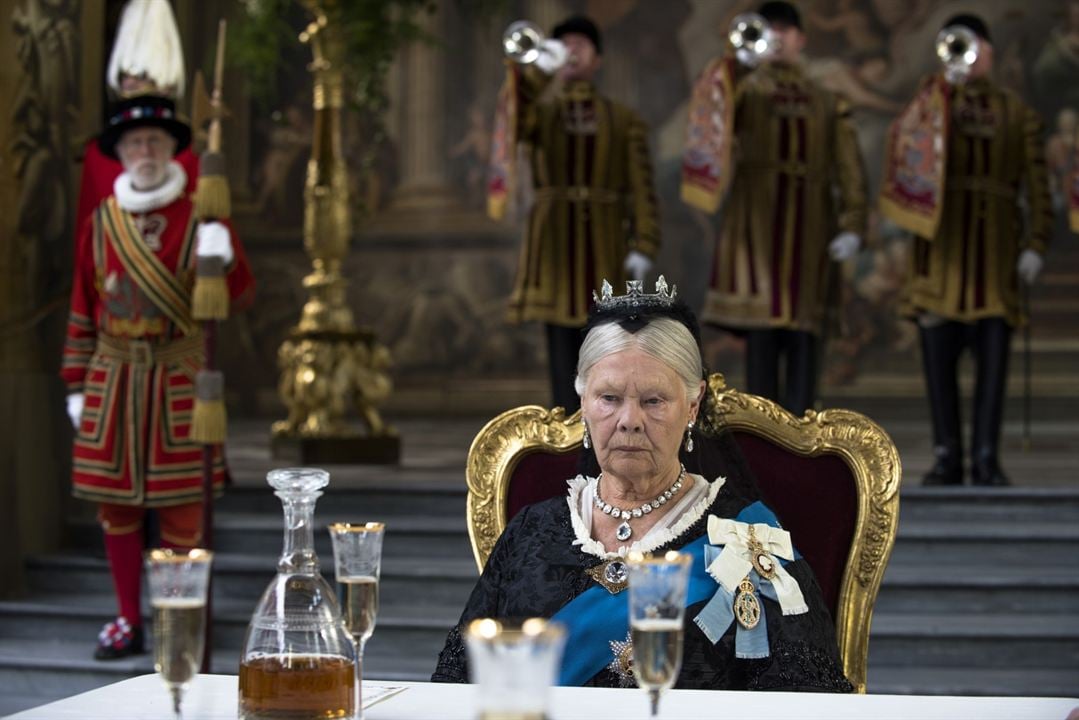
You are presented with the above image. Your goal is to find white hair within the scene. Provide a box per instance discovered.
[574,319,704,404]
[107,0,186,99]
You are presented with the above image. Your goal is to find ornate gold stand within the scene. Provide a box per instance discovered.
[271,0,399,464]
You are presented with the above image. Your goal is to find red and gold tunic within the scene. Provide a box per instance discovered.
[61,190,254,507]
[687,61,867,333]
[491,66,661,327]
[894,76,1052,326]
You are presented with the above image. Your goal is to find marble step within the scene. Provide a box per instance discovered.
[886,520,1079,565]
[25,552,478,610]
[0,593,455,664]
[65,512,476,561]
[876,563,1079,615]
[894,487,1079,524]
[866,666,1079,697]
[867,612,1079,669]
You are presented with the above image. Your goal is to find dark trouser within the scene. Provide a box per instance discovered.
[919,317,1011,486]
[546,323,584,414]
[745,329,818,416]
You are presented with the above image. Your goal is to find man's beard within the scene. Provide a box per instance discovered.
[130,160,168,190]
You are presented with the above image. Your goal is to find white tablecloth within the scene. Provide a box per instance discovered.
[7,674,1077,720]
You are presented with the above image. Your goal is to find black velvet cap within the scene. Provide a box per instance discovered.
[942,13,992,43]
[758,1,803,30]
[552,15,603,54]
[98,95,191,160]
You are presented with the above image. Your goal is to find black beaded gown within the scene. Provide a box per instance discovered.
[432,442,853,692]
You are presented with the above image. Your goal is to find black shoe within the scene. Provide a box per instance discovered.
[971,457,1011,486]
[922,446,963,486]
[94,617,145,660]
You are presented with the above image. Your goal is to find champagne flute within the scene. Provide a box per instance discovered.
[627,551,692,717]
[328,522,385,720]
[144,548,213,720]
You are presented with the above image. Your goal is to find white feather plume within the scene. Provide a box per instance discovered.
[107,0,186,99]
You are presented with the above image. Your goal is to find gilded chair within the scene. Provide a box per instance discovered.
[465,373,901,693]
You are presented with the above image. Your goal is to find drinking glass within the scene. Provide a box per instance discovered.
[144,548,213,720]
[627,550,692,717]
[464,618,566,720]
[328,522,385,719]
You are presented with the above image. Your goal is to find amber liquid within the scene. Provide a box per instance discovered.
[239,654,355,720]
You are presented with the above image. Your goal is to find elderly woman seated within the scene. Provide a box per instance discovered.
[433,278,852,692]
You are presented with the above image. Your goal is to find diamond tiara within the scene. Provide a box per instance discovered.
[592,276,678,311]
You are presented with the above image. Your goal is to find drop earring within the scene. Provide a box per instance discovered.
[583,421,591,450]
[685,420,695,453]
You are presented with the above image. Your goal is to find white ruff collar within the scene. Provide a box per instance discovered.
[566,473,724,559]
[113,161,187,213]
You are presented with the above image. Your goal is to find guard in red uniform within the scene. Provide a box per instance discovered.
[61,94,254,659]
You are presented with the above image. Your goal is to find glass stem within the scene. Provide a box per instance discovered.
[355,637,366,720]
[170,685,183,720]
[650,688,659,717]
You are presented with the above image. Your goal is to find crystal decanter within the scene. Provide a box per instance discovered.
[239,468,356,719]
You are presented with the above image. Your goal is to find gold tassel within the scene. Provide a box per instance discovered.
[192,255,229,321]
[194,151,231,221]
[191,370,227,444]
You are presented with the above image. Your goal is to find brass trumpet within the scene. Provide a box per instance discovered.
[729,12,774,65]
[503,20,546,64]
[936,25,980,84]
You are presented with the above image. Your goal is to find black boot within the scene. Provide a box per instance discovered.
[971,319,1012,486]
[919,322,966,486]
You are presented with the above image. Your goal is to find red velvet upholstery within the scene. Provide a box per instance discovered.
[507,451,581,519]
[731,433,857,618]
[502,437,857,620]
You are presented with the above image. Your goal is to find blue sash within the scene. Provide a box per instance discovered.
[552,500,790,686]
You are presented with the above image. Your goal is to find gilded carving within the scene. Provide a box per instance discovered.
[465,373,900,693]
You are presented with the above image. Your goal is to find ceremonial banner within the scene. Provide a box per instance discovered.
[879,76,950,239]
[487,63,518,221]
[681,57,736,214]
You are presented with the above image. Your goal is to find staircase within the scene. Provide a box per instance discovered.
[2,420,1077,716]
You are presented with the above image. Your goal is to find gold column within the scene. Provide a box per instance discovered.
[271,0,399,464]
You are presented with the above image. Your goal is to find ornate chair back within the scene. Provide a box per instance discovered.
[465,374,900,693]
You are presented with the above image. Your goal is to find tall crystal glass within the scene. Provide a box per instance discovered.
[328,522,384,720]
[144,548,213,720]
[627,551,692,717]
[239,468,357,720]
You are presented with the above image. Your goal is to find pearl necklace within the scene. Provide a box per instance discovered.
[594,465,687,542]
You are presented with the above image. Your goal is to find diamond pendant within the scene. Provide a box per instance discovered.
[616,521,632,541]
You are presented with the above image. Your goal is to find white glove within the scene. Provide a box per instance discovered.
[828,231,861,261]
[66,392,84,429]
[196,221,234,266]
[535,39,569,74]
[1016,249,1044,285]
[623,251,653,282]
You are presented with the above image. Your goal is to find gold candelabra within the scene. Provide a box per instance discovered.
[271,0,399,464]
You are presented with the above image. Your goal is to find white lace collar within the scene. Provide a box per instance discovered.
[565,473,725,559]
[113,161,187,213]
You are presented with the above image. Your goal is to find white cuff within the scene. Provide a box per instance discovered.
[196,221,234,265]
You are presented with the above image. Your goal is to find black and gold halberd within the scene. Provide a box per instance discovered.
[464,373,901,693]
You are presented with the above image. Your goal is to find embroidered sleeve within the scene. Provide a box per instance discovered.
[833,96,869,240]
[61,215,99,392]
[1021,104,1052,255]
[627,111,661,258]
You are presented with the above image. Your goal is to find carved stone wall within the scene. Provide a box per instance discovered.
[0,0,95,594]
